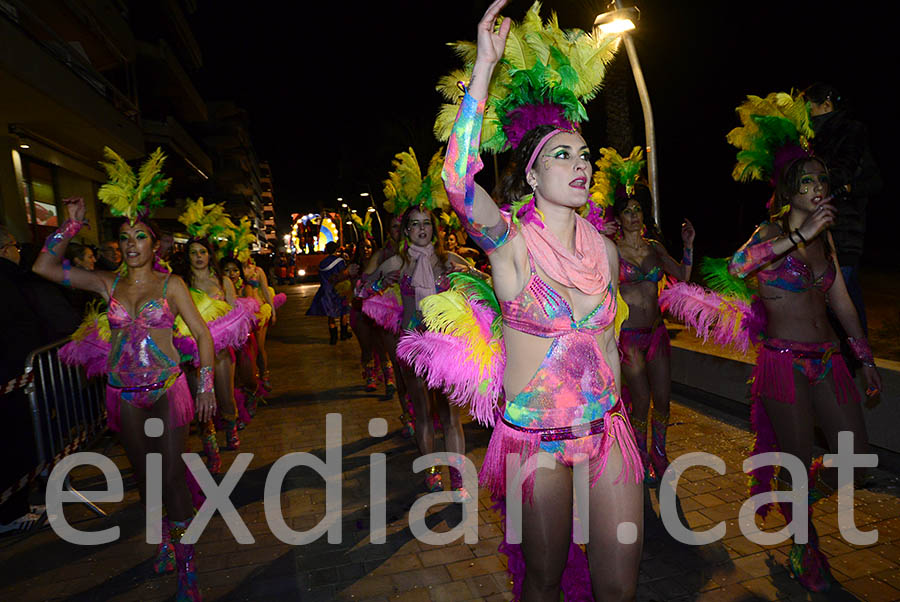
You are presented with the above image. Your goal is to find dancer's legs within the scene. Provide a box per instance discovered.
[521,459,574,601]
[647,349,672,473]
[587,442,644,601]
[761,370,815,481]
[433,392,464,457]
[214,350,237,420]
[256,321,269,377]
[811,375,869,489]
[404,366,434,455]
[118,394,192,520]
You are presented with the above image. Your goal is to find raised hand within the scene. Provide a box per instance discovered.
[797,196,836,241]
[681,218,695,248]
[476,0,512,66]
[63,196,86,224]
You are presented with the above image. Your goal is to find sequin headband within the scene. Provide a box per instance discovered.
[525,129,570,174]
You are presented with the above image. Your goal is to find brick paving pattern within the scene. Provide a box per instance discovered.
[2,283,899,601]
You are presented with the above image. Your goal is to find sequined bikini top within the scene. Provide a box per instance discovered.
[618,254,662,284]
[107,274,176,331]
[501,253,615,338]
[757,254,836,293]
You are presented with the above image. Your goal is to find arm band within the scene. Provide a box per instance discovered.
[847,337,876,368]
[198,366,215,394]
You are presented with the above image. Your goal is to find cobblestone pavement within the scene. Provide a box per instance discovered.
[2,283,900,602]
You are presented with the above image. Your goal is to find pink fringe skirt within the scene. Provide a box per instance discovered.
[618,321,670,366]
[479,400,643,503]
[105,372,194,432]
[748,338,860,517]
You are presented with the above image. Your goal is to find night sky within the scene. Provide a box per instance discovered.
[191,1,896,265]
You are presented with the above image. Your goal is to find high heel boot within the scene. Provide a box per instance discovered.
[153,514,175,574]
[200,421,221,475]
[170,517,202,601]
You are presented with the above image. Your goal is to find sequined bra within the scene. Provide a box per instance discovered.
[618,254,662,284]
[107,275,176,330]
[501,253,616,338]
[757,254,836,293]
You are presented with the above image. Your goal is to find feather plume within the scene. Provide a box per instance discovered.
[382,148,447,216]
[178,197,232,242]
[584,146,645,217]
[727,91,813,185]
[434,1,620,152]
[98,147,171,222]
[660,282,758,352]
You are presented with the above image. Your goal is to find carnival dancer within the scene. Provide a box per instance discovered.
[405,3,641,598]
[584,148,695,483]
[307,241,352,344]
[369,148,471,494]
[663,92,881,592]
[218,222,271,420]
[33,148,210,600]
[244,254,277,389]
[360,211,414,436]
[348,217,396,397]
[175,199,258,469]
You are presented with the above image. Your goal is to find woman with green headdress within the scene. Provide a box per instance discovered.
[583,147,695,484]
[33,148,211,600]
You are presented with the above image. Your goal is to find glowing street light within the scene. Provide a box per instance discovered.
[594,2,661,229]
[360,192,369,197]
[594,6,637,34]
[341,203,348,208]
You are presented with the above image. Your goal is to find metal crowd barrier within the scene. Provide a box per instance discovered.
[22,339,110,516]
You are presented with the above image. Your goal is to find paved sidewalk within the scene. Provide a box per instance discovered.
[2,283,899,601]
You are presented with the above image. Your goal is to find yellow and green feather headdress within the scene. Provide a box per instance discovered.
[97,147,171,223]
[382,148,449,216]
[434,1,620,153]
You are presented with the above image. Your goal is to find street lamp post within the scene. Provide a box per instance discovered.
[594,2,661,230]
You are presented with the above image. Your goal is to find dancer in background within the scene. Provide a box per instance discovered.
[307,241,352,344]
[34,149,210,600]
[369,148,470,494]
[175,199,257,471]
[360,212,413,435]
[349,214,396,396]
[585,147,695,482]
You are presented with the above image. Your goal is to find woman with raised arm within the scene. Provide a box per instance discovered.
[722,93,881,592]
[432,3,641,599]
[368,148,471,494]
[32,149,212,601]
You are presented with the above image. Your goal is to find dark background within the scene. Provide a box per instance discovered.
[191,1,895,265]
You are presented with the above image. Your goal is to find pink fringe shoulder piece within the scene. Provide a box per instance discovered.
[173,298,260,364]
[396,329,505,427]
[659,281,764,353]
[59,326,110,378]
[272,292,287,310]
[362,286,403,334]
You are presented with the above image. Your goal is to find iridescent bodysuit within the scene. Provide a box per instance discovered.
[105,274,193,431]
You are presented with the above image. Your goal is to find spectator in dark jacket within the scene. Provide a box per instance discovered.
[806,83,882,333]
[0,224,44,532]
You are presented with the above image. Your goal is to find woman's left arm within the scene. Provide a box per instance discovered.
[223,276,237,306]
[824,233,882,394]
[168,275,217,421]
[652,218,694,281]
[257,266,276,325]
